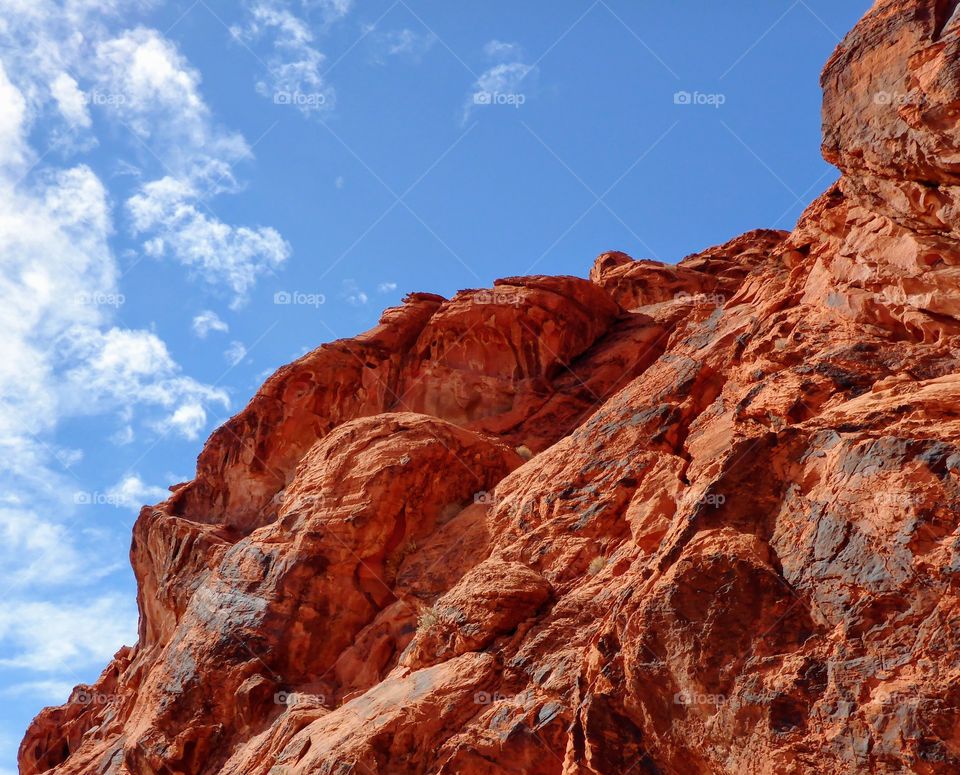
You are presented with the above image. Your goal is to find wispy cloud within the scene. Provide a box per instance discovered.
[341,278,368,306]
[304,0,353,24]
[56,326,230,430]
[0,506,120,589]
[106,473,169,511]
[0,9,293,305]
[86,26,294,306]
[192,310,229,338]
[224,340,248,366]
[153,402,216,441]
[231,0,342,116]
[49,73,91,130]
[128,176,290,307]
[463,40,537,123]
[367,27,435,64]
[483,40,525,60]
[0,596,137,674]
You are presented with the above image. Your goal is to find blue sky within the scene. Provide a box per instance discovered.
[0,0,870,768]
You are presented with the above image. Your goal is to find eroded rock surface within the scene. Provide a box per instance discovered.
[20,2,960,773]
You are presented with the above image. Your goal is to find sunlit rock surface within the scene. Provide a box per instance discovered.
[21,2,960,772]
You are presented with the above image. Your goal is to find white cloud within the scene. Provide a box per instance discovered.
[2,679,77,702]
[58,327,178,405]
[254,366,277,385]
[112,159,143,179]
[106,473,168,511]
[377,281,397,293]
[128,176,290,306]
[56,327,229,434]
[0,61,28,169]
[50,72,91,129]
[0,497,129,699]
[0,10,290,301]
[92,27,237,160]
[368,27,435,64]
[224,340,247,365]
[342,278,368,306]
[307,0,353,22]
[231,0,335,116]
[483,40,525,61]
[0,164,114,446]
[0,0,289,719]
[110,424,135,445]
[95,27,203,109]
[192,309,229,338]
[0,595,137,673]
[463,41,537,123]
[0,507,121,589]
[154,401,210,440]
[0,2,157,153]
[0,31,230,671]
[88,27,289,302]
[55,448,83,468]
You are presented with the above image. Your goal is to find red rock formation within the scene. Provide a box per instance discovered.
[21,1,960,772]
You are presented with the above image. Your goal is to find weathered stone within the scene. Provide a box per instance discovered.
[21,3,960,773]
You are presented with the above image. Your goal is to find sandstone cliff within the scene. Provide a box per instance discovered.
[20,1,960,772]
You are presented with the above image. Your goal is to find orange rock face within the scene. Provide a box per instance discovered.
[21,2,960,773]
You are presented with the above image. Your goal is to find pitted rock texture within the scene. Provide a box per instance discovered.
[20,2,960,773]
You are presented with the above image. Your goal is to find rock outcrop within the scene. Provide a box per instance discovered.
[20,1,960,773]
